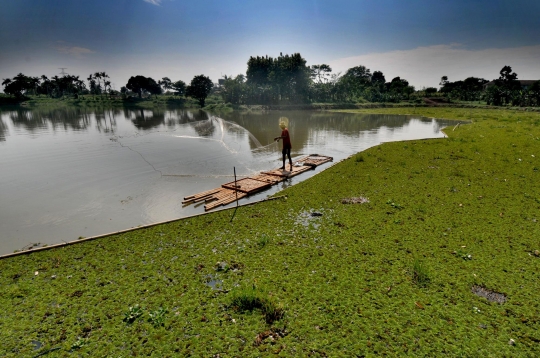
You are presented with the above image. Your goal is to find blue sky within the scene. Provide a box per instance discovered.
[1,0,539,90]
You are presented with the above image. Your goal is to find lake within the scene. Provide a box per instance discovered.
[0,106,459,255]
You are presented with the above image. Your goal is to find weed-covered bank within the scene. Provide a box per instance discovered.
[1,108,540,356]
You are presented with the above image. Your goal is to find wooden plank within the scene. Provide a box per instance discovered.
[250,173,286,184]
[205,188,236,202]
[192,189,227,203]
[222,178,272,193]
[302,155,333,168]
[182,188,226,204]
[262,165,311,178]
[205,192,247,211]
[184,187,222,200]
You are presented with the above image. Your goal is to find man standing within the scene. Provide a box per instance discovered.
[274,117,293,171]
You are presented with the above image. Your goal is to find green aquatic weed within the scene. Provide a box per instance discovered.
[123,304,144,324]
[148,307,167,327]
[71,337,88,350]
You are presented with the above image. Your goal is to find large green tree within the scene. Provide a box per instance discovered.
[310,64,334,103]
[245,53,311,104]
[220,74,246,105]
[126,76,161,98]
[2,73,40,97]
[186,75,213,107]
[159,77,173,93]
[486,66,521,106]
[172,80,186,96]
[337,65,372,101]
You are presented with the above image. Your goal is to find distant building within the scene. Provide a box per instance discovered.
[483,80,539,90]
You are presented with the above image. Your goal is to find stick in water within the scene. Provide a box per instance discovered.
[234,167,238,206]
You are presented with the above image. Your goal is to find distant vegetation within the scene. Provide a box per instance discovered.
[2,54,540,108]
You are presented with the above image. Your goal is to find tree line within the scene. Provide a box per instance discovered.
[2,54,540,107]
[1,72,215,107]
[437,66,540,107]
[219,53,415,105]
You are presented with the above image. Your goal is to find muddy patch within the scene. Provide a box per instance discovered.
[341,196,370,204]
[472,285,507,304]
[254,327,289,346]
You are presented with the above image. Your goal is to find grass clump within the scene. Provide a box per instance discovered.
[411,258,430,287]
[257,234,270,249]
[229,286,284,324]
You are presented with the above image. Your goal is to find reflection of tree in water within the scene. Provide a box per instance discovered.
[8,107,91,132]
[170,109,209,125]
[0,118,8,142]
[121,108,212,131]
[124,109,166,130]
[95,109,120,134]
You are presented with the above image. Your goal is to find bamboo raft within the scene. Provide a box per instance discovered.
[183,154,333,211]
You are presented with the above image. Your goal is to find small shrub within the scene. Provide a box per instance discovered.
[355,154,364,163]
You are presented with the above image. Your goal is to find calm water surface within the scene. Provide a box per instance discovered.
[0,107,459,254]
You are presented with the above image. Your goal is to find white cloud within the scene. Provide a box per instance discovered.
[329,44,540,89]
[143,0,162,5]
[55,45,95,58]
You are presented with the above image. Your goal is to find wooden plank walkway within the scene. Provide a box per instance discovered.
[183,154,333,211]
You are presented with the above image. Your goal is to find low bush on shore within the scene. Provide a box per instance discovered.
[1,107,540,356]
